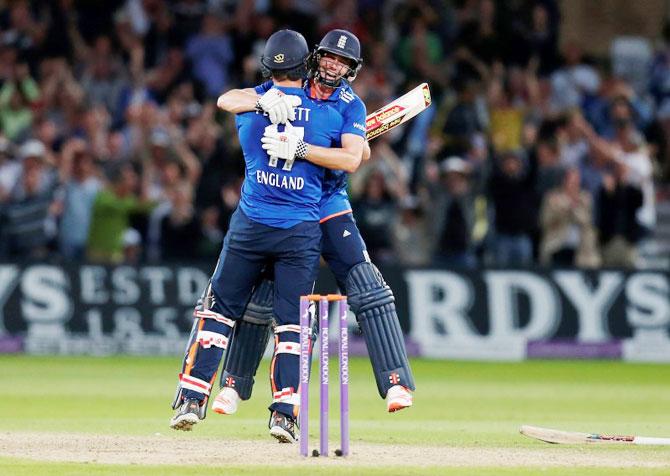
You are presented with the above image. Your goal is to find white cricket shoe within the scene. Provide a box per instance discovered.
[212,387,241,415]
[386,385,413,413]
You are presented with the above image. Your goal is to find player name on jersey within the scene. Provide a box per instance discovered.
[256,170,305,190]
[257,107,312,122]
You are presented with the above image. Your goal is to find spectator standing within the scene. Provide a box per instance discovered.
[0,140,56,259]
[539,167,600,267]
[434,76,485,158]
[86,162,155,263]
[488,150,538,266]
[597,163,644,267]
[0,62,40,141]
[609,103,656,234]
[352,169,398,264]
[185,12,234,99]
[391,195,430,266]
[578,99,656,236]
[56,138,102,260]
[430,157,478,269]
[79,35,129,115]
[159,182,200,261]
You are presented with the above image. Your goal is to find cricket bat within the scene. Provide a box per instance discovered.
[520,425,670,446]
[365,83,432,141]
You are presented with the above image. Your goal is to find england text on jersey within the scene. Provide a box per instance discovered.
[256,170,305,190]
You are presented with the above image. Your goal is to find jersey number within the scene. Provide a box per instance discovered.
[264,123,304,172]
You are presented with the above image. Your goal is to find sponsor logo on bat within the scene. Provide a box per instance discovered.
[590,434,635,442]
[422,85,432,106]
[366,105,405,129]
[366,116,404,140]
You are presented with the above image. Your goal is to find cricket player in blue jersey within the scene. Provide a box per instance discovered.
[210,29,416,425]
[170,30,354,442]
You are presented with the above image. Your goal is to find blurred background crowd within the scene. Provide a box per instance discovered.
[0,0,669,269]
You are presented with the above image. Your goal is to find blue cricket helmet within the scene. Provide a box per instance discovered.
[260,29,309,76]
[308,29,363,87]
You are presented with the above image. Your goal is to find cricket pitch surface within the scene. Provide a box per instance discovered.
[1,432,669,469]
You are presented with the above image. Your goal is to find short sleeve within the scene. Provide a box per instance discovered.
[254,81,274,95]
[341,98,367,138]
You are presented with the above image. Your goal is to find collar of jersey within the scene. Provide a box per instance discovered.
[305,80,351,103]
[274,86,304,95]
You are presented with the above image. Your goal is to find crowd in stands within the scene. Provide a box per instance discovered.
[0,0,668,269]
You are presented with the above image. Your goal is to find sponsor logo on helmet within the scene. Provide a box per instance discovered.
[337,35,348,48]
[274,53,285,63]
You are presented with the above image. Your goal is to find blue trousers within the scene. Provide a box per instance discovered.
[216,212,414,416]
[183,208,321,411]
[320,213,369,286]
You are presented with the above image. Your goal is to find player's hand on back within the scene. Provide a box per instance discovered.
[257,88,301,124]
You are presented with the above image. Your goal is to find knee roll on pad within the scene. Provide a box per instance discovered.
[243,279,274,325]
[346,262,416,398]
[346,262,394,314]
[220,279,274,400]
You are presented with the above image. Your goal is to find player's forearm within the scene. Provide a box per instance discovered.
[216,89,259,114]
[304,145,362,173]
[362,141,371,161]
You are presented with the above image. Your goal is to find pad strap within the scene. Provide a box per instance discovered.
[196,330,229,349]
[273,387,300,405]
[179,374,212,396]
[276,341,300,355]
[275,324,301,334]
[194,309,236,328]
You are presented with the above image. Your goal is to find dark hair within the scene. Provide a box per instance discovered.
[264,65,306,82]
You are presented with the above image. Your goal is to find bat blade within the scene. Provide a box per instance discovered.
[365,83,432,141]
[520,425,670,446]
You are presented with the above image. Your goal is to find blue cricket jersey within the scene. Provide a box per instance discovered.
[255,80,367,222]
[237,85,344,228]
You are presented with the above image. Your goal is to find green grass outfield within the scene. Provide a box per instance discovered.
[0,356,669,475]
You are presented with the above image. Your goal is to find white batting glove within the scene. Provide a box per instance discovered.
[256,88,302,124]
[283,95,302,122]
[261,128,309,170]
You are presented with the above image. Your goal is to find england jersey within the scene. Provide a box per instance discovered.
[237,85,344,228]
[255,80,367,222]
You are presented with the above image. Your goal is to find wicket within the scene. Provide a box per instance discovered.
[299,294,349,457]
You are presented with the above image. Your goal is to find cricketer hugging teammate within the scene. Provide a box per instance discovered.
[169,27,415,446]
